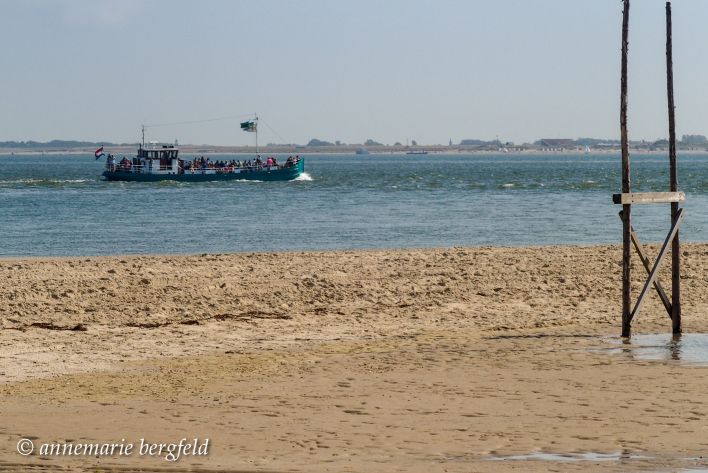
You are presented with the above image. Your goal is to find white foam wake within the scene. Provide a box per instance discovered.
[295,172,313,181]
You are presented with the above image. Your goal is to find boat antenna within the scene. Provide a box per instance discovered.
[141,124,145,149]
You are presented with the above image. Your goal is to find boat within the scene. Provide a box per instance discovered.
[406,150,428,155]
[101,117,304,182]
[355,147,370,155]
[102,145,304,182]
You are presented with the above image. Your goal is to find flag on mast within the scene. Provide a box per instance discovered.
[240,120,257,132]
[94,146,105,160]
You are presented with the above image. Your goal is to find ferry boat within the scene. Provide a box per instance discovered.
[102,145,304,182]
[101,118,304,182]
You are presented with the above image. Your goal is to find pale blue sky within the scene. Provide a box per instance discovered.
[1,0,707,146]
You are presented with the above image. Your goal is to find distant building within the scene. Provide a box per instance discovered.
[460,139,501,147]
[307,138,334,147]
[681,134,707,145]
[651,139,670,150]
[537,139,575,149]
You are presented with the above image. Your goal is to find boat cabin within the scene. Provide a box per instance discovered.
[136,144,180,174]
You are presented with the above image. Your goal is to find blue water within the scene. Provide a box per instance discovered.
[1,152,707,257]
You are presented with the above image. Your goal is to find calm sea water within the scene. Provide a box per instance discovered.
[1,152,707,257]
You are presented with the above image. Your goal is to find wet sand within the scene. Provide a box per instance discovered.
[2,245,708,472]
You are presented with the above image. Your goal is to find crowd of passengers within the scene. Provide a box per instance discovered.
[109,154,300,172]
[182,155,300,171]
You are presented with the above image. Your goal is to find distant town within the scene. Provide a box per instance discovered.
[1,135,708,154]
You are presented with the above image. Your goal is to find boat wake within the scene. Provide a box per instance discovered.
[294,172,313,181]
[0,178,91,187]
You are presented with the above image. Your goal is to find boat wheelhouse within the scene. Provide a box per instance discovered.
[133,144,181,176]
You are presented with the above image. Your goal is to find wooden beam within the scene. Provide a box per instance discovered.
[620,0,632,338]
[666,0,681,334]
[629,208,684,323]
[612,191,685,205]
[631,228,672,317]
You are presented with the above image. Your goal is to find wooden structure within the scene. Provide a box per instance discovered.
[614,0,683,337]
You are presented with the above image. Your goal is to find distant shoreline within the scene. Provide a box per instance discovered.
[1,147,706,157]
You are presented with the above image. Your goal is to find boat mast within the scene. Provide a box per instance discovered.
[141,124,145,149]
[254,113,259,156]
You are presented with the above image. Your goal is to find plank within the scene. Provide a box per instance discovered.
[612,191,685,205]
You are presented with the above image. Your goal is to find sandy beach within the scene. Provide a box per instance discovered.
[2,245,708,472]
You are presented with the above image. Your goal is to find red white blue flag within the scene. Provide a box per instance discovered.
[95,146,105,160]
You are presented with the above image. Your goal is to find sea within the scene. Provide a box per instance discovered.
[1,152,707,257]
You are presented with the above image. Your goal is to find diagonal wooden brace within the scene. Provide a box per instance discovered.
[631,228,673,317]
[628,207,684,324]
[618,211,672,317]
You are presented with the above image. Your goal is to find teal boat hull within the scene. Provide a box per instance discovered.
[103,158,304,182]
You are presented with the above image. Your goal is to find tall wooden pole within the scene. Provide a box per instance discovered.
[621,0,632,337]
[666,1,681,334]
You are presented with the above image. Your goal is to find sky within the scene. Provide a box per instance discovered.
[1,0,708,146]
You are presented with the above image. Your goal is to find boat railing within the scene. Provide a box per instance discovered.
[106,163,145,173]
[180,161,299,173]
[106,158,300,174]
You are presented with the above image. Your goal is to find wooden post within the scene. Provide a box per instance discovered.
[614,1,686,336]
[666,1,681,334]
[621,0,632,337]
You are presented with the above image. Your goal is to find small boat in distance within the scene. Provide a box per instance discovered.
[355,147,370,155]
[406,150,428,155]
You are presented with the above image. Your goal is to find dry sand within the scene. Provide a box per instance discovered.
[2,245,708,472]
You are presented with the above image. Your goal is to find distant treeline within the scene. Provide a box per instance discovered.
[0,140,137,148]
[1,135,706,150]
